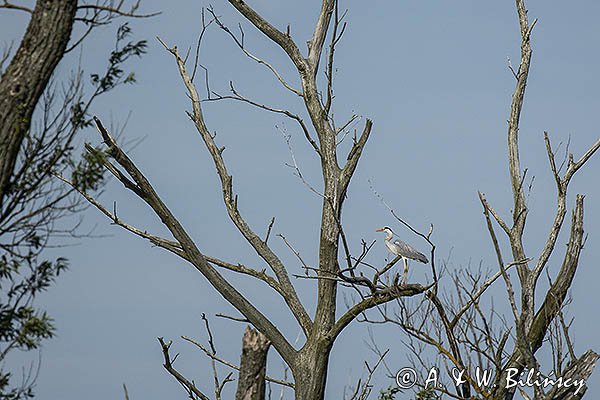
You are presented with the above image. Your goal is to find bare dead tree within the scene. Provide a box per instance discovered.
[235,327,271,400]
[363,0,599,399]
[159,316,292,400]
[57,1,437,399]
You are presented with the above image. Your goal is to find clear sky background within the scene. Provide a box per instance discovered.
[1,1,599,399]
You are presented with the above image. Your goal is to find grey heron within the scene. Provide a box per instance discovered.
[376,226,428,285]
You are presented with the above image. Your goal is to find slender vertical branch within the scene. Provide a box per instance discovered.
[307,0,335,75]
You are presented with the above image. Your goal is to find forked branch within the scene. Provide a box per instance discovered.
[158,38,313,337]
[85,117,297,364]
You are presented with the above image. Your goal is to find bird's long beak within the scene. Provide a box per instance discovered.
[375,228,384,232]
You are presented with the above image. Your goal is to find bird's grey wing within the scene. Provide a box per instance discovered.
[393,239,429,263]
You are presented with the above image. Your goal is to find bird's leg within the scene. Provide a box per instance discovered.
[402,257,409,286]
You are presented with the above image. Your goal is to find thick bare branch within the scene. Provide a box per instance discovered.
[340,119,372,195]
[493,195,587,398]
[161,41,313,337]
[506,0,537,284]
[331,283,430,339]
[52,187,282,292]
[542,350,599,400]
[235,327,272,400]
[91,116,297,364]
[227,0,307,72]
[307,0,335,74]
[528,195,585,353]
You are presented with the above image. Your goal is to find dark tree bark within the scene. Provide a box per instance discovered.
[0,0,78,207]
[235,327,271,400]
[0,2,153,397]
[293,340,333,400]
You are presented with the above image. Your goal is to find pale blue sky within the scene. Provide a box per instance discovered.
[1,1,599,399]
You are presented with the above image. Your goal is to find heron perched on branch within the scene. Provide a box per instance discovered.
[376,226,428,285]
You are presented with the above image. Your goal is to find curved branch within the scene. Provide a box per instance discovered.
[331,283,430,340]
[528,195,585,353]
[56,176,289,300]
[227,0,307,73]
[90,116,298,365]
[160,41,313,337]
[506,1,537,284]
[208,7,303,97]
[207,83,320,154]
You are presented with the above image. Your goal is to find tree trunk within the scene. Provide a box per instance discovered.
[292,340,332,400]
[0,0,77,206]
[236,326,271,400]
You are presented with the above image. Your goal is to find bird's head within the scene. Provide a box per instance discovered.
[376,226,393,235]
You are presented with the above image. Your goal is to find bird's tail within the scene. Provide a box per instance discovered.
[416,253,429,264]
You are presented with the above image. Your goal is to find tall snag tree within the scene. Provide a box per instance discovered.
[0,1,154,397]
[60,0,599,399]
[60,0,436,399]
[364,0,599,399]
